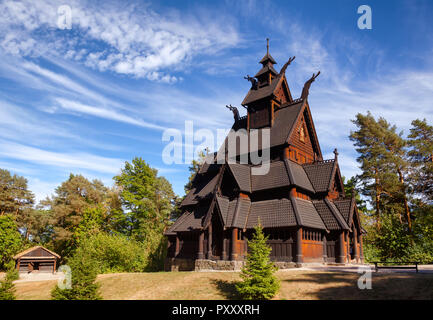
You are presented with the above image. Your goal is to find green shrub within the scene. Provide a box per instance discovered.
[51,250,101,300]
[0,266,18,300]
[70,233,155,273]
[236,224,280,300]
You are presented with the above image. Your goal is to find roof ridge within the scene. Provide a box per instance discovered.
[327,158,339,191]
[302,158,335,167]
[230,197,242,227]
[289,194,303,226]
[311,200,330,233]
[324,198,350,230]
[284,159,295,186]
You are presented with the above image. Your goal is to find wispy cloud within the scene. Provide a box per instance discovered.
[0,140,124,174]
[0,0,241,81]
[54,98,166,131]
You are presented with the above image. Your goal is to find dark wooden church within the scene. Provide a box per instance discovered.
[165,43,365,271]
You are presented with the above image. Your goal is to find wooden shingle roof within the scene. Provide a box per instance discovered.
[13,246,60,260]
[302,160,336,193]
[292,198,327,230]
[247,198,297,229]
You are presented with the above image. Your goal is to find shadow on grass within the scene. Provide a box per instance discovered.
[211,279,241,300]
[282,272,433,300]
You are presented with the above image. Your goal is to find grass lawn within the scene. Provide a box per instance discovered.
[13,270,433,300]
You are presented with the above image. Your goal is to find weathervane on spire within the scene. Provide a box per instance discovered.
[266,38,269,55]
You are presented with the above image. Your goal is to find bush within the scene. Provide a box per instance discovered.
[0,215,23,271]
[0,265,19,300]
[51,250,101,300]
[236,224,280,300]
[70,233,155,273]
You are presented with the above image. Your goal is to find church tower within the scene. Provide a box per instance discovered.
[165,41,365,271]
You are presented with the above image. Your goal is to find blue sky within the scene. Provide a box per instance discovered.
[1,0,432,201]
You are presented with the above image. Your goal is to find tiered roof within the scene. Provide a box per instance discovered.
[168,156,353,234]
[166,47,360,236]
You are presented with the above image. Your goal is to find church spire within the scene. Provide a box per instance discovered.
[255,38,278,83]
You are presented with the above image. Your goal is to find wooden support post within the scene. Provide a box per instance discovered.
[353,228,359,263]
[207,224,212,259]
[322,233,327,263]
[296,227,303,263]
[231,228,238,260]
[359,234,364,263]
[175,235,180,257]
[17,259,20,272]
[197,231,204,260]
[338,231,345,264]
[243,232,248,258]
[222,232,227,260]
[346,232,350,263]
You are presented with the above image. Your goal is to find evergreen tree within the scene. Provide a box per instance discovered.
[184,149,209,193]
[40,174,115,258]
[350,112,411,230]
[0,265,19,300]
[236,224,280,300]
[408,118,433,203]
[114,157,175,270]
[0,169,35,239]
[51,250,101,300]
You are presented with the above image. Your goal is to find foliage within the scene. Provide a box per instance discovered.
[0,169,35,240]
[0,215,23,270]
[71,233,151,273]
[371,214,412,261]
[51,249,101,300]
[184,148,208,193]
[236,224,280,300]
[350,114,433,263]
[350,112,410,230]
[0,266,18,300]
[407,119,433,203]
[40,174,119,258]
[114,157,175,270]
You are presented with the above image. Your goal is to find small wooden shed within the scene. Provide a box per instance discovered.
[13,246,60,273]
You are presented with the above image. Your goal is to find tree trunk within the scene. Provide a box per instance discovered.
[397,168,411,232]
[374,168,381,230]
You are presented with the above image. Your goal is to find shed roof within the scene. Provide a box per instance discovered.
[13,246,60,260]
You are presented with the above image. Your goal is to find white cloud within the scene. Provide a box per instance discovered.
[0,0,241,80]
[54,98,166,131]
[0,140,124,174]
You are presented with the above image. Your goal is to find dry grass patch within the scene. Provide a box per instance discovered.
[12,270,433,300]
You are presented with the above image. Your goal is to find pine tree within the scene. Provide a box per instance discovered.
[0,264,19,300]
[236,224,280,300]
[40,174,114,258]
[408,119,433,203]
[184,149,209,193]
[51,250,101,300]
[350,112,411,230]
[0,169,35,240]
[113,157,175,270]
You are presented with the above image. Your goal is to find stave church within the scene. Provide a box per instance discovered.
[165,41,365,271]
